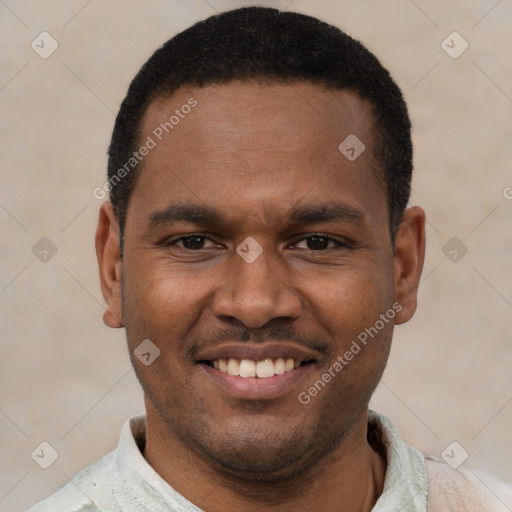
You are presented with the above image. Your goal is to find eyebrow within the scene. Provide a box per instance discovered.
[147,201,366,230]
[288,202,365,225]
[148,203,224,230]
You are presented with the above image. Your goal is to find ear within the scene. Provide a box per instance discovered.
[95,202,124,328]
[393,206,426,325]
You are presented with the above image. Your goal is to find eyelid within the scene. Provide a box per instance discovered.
[163,233,220,247]
[290,233,352,249]
[162,232,351,250]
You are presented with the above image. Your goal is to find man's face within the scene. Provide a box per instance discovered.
[101,82,417,479]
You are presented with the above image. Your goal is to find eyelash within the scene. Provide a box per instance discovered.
[164,233,351,251]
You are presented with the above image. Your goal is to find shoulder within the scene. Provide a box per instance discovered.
[27,451,116,512]
[27,415,147,512]
[425,455,512,512]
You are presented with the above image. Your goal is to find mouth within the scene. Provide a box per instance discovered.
[200,357,315,379]
[195,343,319,400]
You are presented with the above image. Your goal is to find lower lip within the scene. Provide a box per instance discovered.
[200,363,315,400]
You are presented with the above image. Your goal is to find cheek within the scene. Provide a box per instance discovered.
[122,261,212,338]
[303,264,395,385]
[121,265,204,399]
[305,264,393,333]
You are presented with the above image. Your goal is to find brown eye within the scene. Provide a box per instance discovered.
[293,233,351,251]
[163,234,222,252]
[179,236,207,249]
[294,235,344,251]
[305,235,330,250]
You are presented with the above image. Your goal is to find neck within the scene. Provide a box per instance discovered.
[142,405,387,512]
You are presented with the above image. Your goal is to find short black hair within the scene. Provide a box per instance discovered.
[107,6,412,251]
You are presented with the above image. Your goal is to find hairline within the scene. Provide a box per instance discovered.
[119,77,394,251]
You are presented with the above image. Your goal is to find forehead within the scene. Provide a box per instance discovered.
[130,81,386,232]
[143,81,375,155]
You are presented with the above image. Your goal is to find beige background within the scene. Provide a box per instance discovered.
[1,1,511,510]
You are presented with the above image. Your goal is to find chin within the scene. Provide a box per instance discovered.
[208,439,305,476]
[187,416,342,486]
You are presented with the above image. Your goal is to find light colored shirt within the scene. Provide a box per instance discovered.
[28,411,512,511]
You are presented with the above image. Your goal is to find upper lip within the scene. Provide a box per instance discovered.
[195,342,319,363]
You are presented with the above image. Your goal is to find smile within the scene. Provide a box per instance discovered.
[203,357,314,379]
[196,342,319,399]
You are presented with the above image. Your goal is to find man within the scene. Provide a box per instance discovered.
[30,6,512,512]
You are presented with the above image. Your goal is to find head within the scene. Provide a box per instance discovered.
[96,6,425,485]
[107,7,413,250]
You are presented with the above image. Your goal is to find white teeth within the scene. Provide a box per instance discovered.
[218,358,228,372]
[274,357,286,374]
[256,359,275,378]
[210,357,306,378]
[227,358,240,376]
[239,359,256,378]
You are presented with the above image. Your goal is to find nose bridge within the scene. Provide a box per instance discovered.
[211,239,302,328]
[235,242,278,296]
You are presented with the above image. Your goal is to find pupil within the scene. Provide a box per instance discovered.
[308,236,328,250]
[183,236,204,249]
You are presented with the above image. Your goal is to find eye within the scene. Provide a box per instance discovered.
[169,235,219,250]
[293,235,348,251]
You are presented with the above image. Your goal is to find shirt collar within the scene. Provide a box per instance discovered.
[112,411,428,511]
[112,414,202,511]
[369,411,428,511]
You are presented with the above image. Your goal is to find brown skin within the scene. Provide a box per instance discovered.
[96,82,425,512]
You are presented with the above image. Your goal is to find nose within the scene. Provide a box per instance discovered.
[211,244,302,329]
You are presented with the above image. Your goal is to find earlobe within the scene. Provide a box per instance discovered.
[393,206,426,325]
[95,202,124,328]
